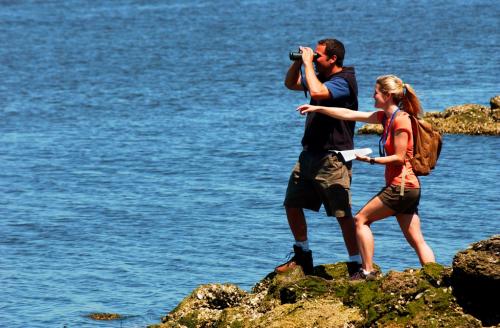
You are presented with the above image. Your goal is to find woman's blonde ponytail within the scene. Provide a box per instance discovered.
[400,83,423,117]
[376,75,423,117]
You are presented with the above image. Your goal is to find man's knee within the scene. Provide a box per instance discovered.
[336,213,353,220]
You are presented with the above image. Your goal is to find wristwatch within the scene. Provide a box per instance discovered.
[370,158,375,165]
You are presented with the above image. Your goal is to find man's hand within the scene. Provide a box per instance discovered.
[300,46,315,66]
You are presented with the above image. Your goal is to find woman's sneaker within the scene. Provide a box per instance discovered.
[350,269,378,281]
[275,245,314,275]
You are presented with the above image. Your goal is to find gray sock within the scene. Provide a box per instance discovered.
[349,254,362,264]
[294,240,310,251]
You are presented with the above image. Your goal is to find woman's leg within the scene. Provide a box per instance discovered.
[355,196,395,272]
[396,213,435,265]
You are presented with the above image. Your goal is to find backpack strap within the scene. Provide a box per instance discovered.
[400,113,416,197]
[396,112,410,197]
[379,109,400,157]
[400,164,407,197]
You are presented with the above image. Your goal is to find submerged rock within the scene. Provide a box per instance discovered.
[357,95,500,135]
[87,312,123,320]
[150,236,500,327]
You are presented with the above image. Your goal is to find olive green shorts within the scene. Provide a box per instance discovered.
[284,151,352,218]
[376,185,420,215]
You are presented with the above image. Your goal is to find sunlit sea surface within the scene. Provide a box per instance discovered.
[0,1,498,327]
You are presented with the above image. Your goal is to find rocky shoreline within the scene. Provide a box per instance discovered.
[149,235,499,328]
[357,95,500,135]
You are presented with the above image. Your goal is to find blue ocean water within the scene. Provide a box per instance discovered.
[0,1,498,327]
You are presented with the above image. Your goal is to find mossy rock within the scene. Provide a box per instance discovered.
[490,95,500,121]
[155,283,248,328]
[314,262,356,280]
[357,123,383,135]
[252,298,362,328]
[357,98,500,135]
[278,275,332,304]
[425,104,499,135]
[341,264,481,327]
[489,95,500,110]
[420,262,451,287]
[381,270,423,295]
[154,255,494,328]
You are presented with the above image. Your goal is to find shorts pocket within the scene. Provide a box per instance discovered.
[327,154,342,171]
[320,156,350,189]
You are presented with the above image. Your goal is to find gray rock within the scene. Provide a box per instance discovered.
[452,235,500,326]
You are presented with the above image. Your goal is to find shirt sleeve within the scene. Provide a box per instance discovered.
[324,77,350,99]
[393,115,412,136]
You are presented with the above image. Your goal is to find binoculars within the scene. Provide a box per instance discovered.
[289,51,320,61]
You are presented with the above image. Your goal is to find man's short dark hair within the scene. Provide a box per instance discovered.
[318,39,345,67]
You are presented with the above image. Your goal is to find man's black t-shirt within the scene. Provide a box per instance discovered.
[301,67,358,154]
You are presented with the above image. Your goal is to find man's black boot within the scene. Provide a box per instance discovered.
[275,245,314,275]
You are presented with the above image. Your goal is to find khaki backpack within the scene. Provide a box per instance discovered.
[408,115,442,176]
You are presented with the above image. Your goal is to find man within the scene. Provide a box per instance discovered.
[275,38,361,275]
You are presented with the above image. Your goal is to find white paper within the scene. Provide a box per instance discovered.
[331,148,372,162]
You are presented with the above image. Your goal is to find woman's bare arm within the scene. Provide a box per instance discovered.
[297,104,380,124]
[356,129,408,165]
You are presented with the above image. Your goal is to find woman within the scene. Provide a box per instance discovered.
[297,75,435,280]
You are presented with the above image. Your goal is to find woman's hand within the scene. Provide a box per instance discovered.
[297,104,319,115]
[355,154,371,163]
